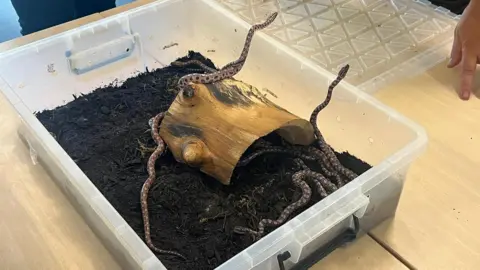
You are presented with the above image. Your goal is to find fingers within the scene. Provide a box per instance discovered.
[459,49,477,100]
[448,29,462,68]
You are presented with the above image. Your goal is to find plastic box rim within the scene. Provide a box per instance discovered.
[0,0,429,269]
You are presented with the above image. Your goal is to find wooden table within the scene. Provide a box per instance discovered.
[371,62,480,270]
[0,1,477,269]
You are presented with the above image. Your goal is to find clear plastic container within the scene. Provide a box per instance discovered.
[217,0,459,93]
[0,0,428,269]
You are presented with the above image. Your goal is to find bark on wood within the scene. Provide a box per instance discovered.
[159,78,315,185]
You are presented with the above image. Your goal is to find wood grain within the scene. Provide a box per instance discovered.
[159,79,314,184]
[0,81,120,270]
[101,0,155,18]
[372,60,480,270]
[0,13,121,270]
[0,2,453,270]
[99,4,412,270]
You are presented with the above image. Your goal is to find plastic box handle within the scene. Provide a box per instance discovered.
[275,193,369,270]
[66,35,139,75]
[277,215,360,270]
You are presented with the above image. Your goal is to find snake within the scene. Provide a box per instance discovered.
[309,64,358,182]
[140,112,186,260]
[146,15,276,124]
[142,13,281,245]
[233,152,340,238]
[233,167,312,238]
[300,145,346,187]
[172,11,278,90]
[294,159,333,197]
[237,145,317,167]
[146,12,355,244]
[233,65,354,239]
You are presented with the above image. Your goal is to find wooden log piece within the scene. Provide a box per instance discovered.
[159,78,315,185]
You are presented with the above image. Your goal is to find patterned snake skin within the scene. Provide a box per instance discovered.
[233,65,354,239]
[309,65,358,181]
[148,12,279,131]
[140,112,186,260]
[233,168,312,238]
[145,13,355,245]
[173,12,278,96]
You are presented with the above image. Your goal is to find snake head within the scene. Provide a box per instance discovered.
[268,12,279,22]
[233,226,248,235]
[233,226,261,241]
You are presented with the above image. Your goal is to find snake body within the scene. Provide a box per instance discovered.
[308,65,358,181]
[293,159,329,198]
[221,12,278,71]
[173,12,278,84]
[301,145,345,186]
[234,154,340,238]
[145,11,355,246]
[233,169,312,238]
[141,12,279,255]
[233,65,353,239]
[140,112,186,260]
[177,66,241,97]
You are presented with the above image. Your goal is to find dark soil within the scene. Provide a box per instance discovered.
[35,51,372,270]
[430,0,468,15]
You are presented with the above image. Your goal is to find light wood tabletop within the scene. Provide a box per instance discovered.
[0,1,477,270]
[371,62,480,270]
[0,13,121,270]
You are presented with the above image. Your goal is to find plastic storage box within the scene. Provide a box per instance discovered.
[217,0,459,93]
[0,0,428,269]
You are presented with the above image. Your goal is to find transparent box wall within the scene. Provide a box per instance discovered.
[0,0,427,269]
[216,0,459,93]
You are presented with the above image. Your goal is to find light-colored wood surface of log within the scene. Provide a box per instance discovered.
[0,4,409,270]
[99,4,413,269]
[7,2,480,270]
[159,79,314,184]
[371,60,480,270]
[102,4,480,267]
[0,2,422,270]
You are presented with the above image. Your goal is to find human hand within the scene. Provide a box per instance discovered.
[447,0,480,100]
